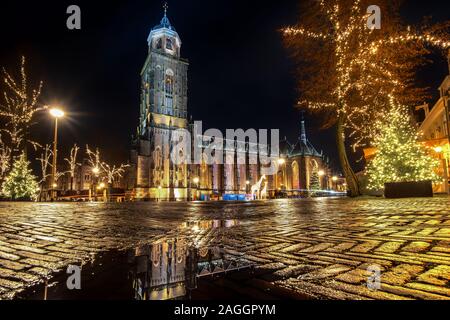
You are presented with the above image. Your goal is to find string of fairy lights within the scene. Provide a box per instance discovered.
[0,56,43,151]
[283,0,450,151]
[366,96,440,189]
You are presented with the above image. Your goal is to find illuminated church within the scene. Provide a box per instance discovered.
[130,7,335,200]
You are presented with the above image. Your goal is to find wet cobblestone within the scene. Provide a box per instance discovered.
[1,197,450,300]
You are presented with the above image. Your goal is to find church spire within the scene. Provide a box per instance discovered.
[300,111,307,144]
[153,1,174,31]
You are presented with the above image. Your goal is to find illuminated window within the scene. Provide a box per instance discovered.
[164,70,174,110]
[292,161,300,190]
[165,75,173,95]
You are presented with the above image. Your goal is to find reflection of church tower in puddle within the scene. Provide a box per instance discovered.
[132,239,195,300]
[132,4,189,201]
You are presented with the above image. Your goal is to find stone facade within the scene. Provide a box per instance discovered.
[131,10,335,201]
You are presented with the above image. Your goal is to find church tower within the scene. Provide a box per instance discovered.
[133,4,189,200]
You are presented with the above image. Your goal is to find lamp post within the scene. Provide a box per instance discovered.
[49,108,64,201]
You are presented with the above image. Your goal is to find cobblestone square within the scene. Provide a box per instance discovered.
[1,197,450,300]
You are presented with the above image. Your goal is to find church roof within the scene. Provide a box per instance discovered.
[288,115,322,158]
[152,12,176,32]
[289,139,322,157]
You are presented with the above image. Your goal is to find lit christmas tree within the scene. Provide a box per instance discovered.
[2,153,39,200]
[309,171,321,190]
[366,99,440,190]
[282,0,449,196]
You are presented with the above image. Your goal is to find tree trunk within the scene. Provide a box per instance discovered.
[336,114,361,197]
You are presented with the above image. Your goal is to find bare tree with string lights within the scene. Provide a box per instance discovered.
[0,56,43,157]
[86,144,129,201]
[36,144,52,200]
[65,144,80,191]
[282,0,449,196]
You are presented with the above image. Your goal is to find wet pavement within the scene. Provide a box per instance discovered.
[1,197,450,300]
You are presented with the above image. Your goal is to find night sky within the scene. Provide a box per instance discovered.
[0,0,448,172]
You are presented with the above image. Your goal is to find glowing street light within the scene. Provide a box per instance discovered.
[318,170,325,177]
[193,177,200,184]
[48,107,65,201]
[434,146,443,153]
[49,108,65,118]
[277,158,285,165]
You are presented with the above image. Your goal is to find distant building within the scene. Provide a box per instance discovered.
[130,7,337,201]
[416,51,450,193]
[363,52,450,194]
[271,116,336,197]
[45,158,128,200]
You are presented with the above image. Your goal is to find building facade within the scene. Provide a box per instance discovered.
[131,9,336,201]
[416,51,450,193]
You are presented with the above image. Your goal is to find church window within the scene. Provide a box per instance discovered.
[166,38,173,50]
[292,161,300,190]
[154,147,162,169]
[156,38,162,49]
[164,70,174,110]
[165,75,174,95]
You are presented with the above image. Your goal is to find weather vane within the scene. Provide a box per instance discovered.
[163,2,168,15]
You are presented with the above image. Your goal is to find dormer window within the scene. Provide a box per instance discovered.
[166,38,173,50]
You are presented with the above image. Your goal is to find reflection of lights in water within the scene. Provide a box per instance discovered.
[183,219,239,231]
[131,238,254,300]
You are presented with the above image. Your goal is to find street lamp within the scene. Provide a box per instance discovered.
[49,107,64,201]
[434,146,443,153]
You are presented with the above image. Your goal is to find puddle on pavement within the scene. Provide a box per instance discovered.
[16,219,260,300]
